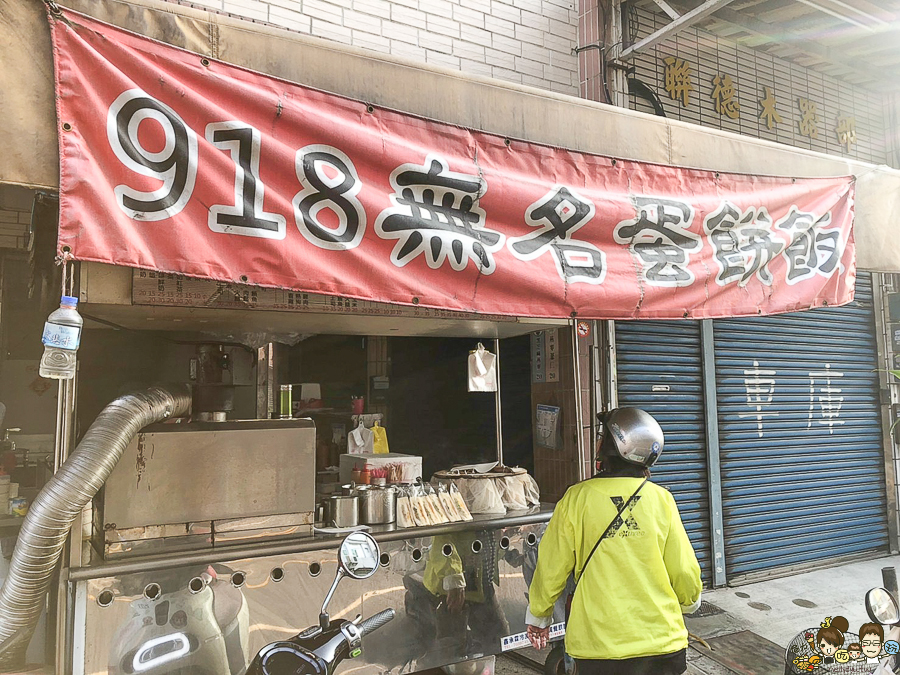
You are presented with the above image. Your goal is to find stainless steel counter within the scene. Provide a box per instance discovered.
[68,506,557,674]
[69,504,555,582]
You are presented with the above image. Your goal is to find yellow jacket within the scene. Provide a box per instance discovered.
[527,477,702,660]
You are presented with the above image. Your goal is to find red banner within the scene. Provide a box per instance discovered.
[50,8,856,320]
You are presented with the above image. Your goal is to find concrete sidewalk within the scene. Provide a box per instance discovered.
[685,553,900,673]
[497,555,900,675]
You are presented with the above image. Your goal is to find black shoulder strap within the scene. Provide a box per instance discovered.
[574,478,648,587]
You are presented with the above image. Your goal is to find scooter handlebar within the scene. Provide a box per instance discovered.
[357,609,395,638]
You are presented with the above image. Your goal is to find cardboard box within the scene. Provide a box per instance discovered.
[339,453,422,484]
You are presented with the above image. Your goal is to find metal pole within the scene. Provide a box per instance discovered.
[56,259,78,674]
[604,321,619,409]
[609,0,630,107]
[66,368,81,569]
[572,320,586,482]
[53,380,65,473]
[49,377,66,670]
[63,371,76,465]
[873,273,900,553]
[590,320,603,455]
[701,320,727,587]
[494,338,503,467]
[53,367,77,675]
[589,348,596,472]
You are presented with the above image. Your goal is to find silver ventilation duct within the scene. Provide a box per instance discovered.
[0,386,191,670]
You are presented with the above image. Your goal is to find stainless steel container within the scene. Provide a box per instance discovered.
[327,495,359,528]
[358,486,397,525]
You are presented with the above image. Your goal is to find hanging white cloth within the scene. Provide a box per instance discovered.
[347,420,374,454]
[468,342,497,392]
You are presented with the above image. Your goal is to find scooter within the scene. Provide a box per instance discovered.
[783,586,900,674]
[247,531,395,675]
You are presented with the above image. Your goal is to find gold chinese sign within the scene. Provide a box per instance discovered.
[798,98,819,139]
[664,57,693,107]
[710,74,740,119]
[657,57,861,153]
[758,86,782,130]
[835,115,857,152]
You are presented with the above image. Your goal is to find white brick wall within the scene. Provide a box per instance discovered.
[177,0,579,95]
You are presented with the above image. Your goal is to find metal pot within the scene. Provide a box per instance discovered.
[358,486,397,525]
[327,495,359,528]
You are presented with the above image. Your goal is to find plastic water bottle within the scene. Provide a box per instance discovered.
[39,295,83,380]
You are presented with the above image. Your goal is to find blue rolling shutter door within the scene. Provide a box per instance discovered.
[715,273,888,578]
[614,320,713,584]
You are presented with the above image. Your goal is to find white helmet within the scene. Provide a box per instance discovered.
[600,407,664,467]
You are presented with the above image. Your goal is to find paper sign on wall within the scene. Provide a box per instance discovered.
[546,329,559,383]
[536,404,561,450]
[531,332,546,384]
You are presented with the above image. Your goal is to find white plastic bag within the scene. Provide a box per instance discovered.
[459,478,506,514]
[347,422,374,455]
[467,343,497,392]
[498,476,528,511]
[521,474,541,506]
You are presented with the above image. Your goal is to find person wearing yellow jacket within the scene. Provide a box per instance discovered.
[525,407,702,675]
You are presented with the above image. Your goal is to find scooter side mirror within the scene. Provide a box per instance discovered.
[320,532,381,629]
[339,532,380,580]
[866,587,900,625]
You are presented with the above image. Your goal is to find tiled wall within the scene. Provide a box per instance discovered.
[532,326,593,501]
[172,0,581,95]
[625,5,889,165]
[0,186,34,250]
[0,209,29,250]
[575,0,603,102]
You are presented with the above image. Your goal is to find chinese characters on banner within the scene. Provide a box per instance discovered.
[50,9,856,321]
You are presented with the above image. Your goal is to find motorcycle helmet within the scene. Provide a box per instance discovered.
[599,407,664,467]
